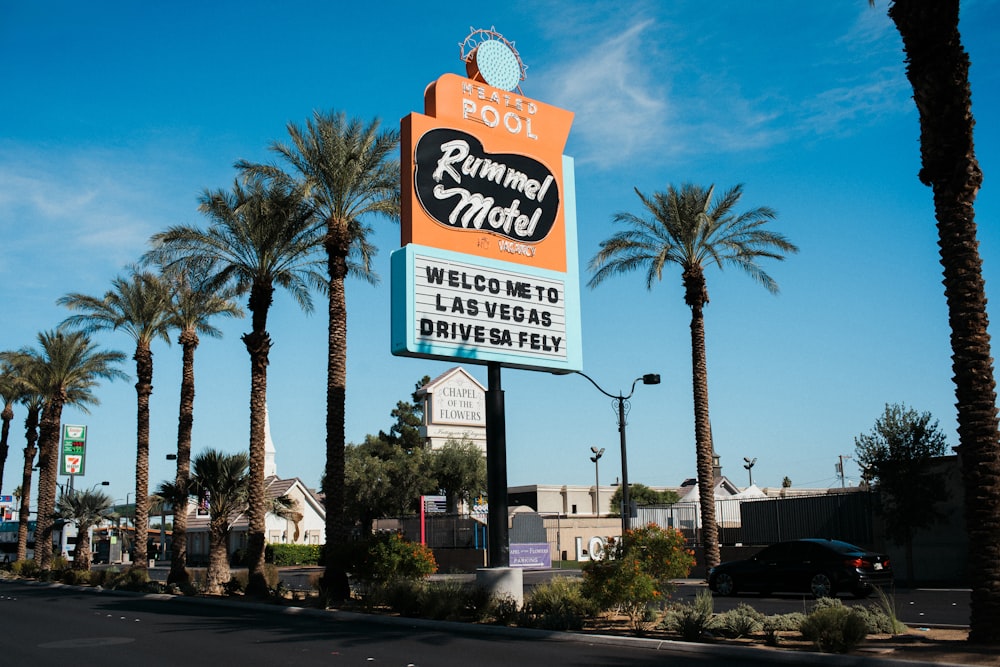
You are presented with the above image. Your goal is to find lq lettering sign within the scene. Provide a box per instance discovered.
[392,69,583,372]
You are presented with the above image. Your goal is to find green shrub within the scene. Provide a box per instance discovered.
[582,524,695,631]
[800,605,869,653]
[661,589,717,642]
[762,612,807,646]
[11,559,39,578]
[420,580,468,621]
[61,569,91,586]
[520,577,595,631]
[267,543,321,566]
[490,594,521,626]
[378,578,427,616]
[226,571,248,594]
[872,587,907,635]
[343,532,437,588]
[715,603,765,638]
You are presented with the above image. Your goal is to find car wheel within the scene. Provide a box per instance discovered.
[810,572,836,598]
[714,572,736,596]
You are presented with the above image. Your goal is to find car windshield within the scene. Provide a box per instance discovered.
[807,539,865,555]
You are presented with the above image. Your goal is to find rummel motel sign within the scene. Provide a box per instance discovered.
[392,29,582,372]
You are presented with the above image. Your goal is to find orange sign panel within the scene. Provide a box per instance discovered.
[401,73,574,272]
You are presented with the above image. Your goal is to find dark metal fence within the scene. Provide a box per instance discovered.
[373,514,487,550]
[637,491,875,548]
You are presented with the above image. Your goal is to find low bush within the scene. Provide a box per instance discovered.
[520,577,595,631]
[10,559,39,578]
[762,612,807,645]
[489,594,521,626]
[342,532,437,590]
[800,605,869,653]
[582,524,695,632]
[267,544,321,566]
[714,603,765,638]
[61,569,91,586]
[661,589,716,641]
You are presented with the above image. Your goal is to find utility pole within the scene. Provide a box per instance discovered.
[837,454,853,488]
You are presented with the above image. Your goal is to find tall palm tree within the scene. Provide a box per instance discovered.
[240,110,399,600]
[59,267,173,570]
[55,486,115,571]
[879,0,1000,642]
[158,266,243,586]
[0,360,28,495]
[186,449,249,595]
[1,331,125,569]
[588,183,798,569]
[0,355,45,562]
[146,171,323,595]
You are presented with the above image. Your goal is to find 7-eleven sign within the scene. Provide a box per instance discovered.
[60,424,87,477]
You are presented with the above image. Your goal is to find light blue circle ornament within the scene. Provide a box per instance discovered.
[475,39,521,91]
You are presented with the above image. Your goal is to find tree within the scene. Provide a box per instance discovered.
[1,331,125,569]
[588,183,798,568]
[0,355,46,562]
[432,440,487,514]
[879,0,1000,643]
[0,360,28,495]
[147,171,323,595]
[159,266,243,586]
[343,436,431,537]
[241,110,399,601]
[55,486,115,571]
[59,267,173,570]
[185,449,249,595]
[608,483,680,516]
[854,403,949,584]
[381,375,431,452]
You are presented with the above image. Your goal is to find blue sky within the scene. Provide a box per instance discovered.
[2,0,999,507]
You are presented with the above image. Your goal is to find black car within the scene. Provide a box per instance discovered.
[708,538,893,598]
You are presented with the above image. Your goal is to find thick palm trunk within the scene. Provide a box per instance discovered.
[16,408,39,561]
[169,333,197,586]
[133,346,154,569]
[684,267,719,569]
[323,228,351,602]
[243,284,273,597]
[0,404,12,494]
[73,520,94,571]
[34,400,64,570]
[206,520,232,595]
[888,0,1000,643]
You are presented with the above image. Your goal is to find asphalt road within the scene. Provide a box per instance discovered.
[1,580,825,667]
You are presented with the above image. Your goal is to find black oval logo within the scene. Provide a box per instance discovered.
[414,128,559,243]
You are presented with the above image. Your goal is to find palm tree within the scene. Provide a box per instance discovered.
[159,266,243,586]
[146,171,323,595]
[187,449,249,595]
[588,183,798,569]
[1,331,126,569]
[55,486,115,571]
[0,360,28,495]
[879,0,1000,643]
[59,268,173,571]
[240,110,399,600]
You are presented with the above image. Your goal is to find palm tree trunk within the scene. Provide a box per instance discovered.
[323,228,351,602]
[16,406,39,561]
[888,0,1000,643]
[133,345,154,569]
[169,333,197,586]
[685,267,720,569]
[34,399,64,570]
[0,404,12,495]
[207,520,231,595]
[73,520,94,571]
[242,297,272,596]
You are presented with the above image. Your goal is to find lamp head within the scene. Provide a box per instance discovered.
[641,373,661,385]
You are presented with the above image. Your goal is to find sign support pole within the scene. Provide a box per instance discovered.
[485,362,509,567]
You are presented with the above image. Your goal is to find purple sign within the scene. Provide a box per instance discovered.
[510,542,551,569]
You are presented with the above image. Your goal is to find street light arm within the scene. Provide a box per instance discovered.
[572,370,620,400]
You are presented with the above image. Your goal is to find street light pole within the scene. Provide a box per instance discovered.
[590,446,605,517]
[743,457,757,487]
[573,371,661,536]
